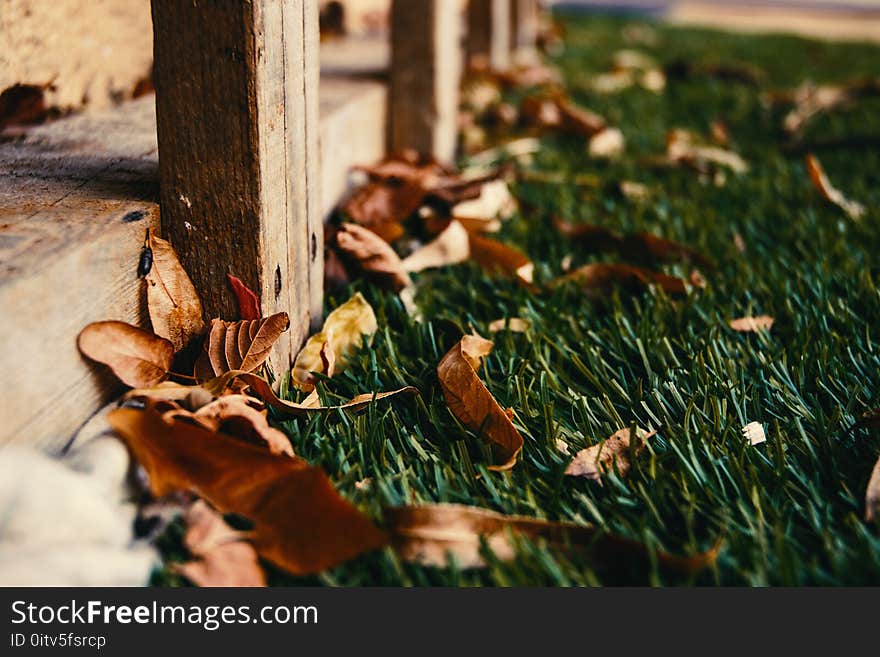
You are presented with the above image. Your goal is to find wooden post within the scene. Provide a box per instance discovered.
[151,0,322,368]
[467,0,512,71]
[510,0,540,59]
[389,0,462,162]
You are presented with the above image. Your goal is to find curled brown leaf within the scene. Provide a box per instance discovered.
[196,313,290,380]
[437,336,523,471]
[78,321,174,389]
[565,427,654,482]
[335,223,412,292]
[146,233,205,352]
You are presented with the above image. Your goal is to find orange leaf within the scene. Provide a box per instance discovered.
[108,404,388,575]
[468,233,534,285]
[437,336,523,471]
[563,263,687,298]
[78,321,174,388]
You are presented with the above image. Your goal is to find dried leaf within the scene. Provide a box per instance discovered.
[402,220,471,273]
[227,274,261,321]
[558,99,607,137]
[452,180,517,228]
[78,321,174,388]
[488,318,531,333]
[437,337,523,471]
[108,404,388,575]
[197,313,290,379]
[163,370,418,418]
[805,154,865,220]
[174,500,266,587]
[342,181,423,241]
[291,293,378,391]
[386,504,720,575]
[335,223,412,292]
[866,454,880,523]
[565,427,653,481]
[729,316,775,333]
[563,263,688,298]
[667,129,748,174]
[146,233,205,352]
[190,396,294,457]
[468,233,534,285]
[588,127,625,159]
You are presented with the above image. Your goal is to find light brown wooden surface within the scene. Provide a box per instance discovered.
[0,72,388,452]
[389,0,462,162]
[511,0,540,55]
[467,0,512,70]
[151,0,323,366]
[0,98,160,453]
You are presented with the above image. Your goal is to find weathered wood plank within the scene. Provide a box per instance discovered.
[510,0,540,58]
[467,0,512,71]
[151,0,322,364]
[389,0,461,162]
[0,98,159,453]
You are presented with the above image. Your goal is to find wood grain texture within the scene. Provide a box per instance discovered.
[151,0,322,365]
[389,0,462,163]
[467,0,512,71]
[0,98,159,452]
[511,0,540,55]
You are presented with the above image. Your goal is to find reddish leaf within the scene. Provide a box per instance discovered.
[227,275,261,321]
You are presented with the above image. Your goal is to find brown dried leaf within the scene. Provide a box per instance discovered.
[291,293,377,391]
[666,129,748,174]
[867,454,880,523]
[191,396,294,457]
[558,98,608,137]
[468,233,534,285]
[146,233,205,352]
[341,181,424,241]
[565,427,654,481]
[199,313,290,379]
[108,403,388,575]
[729,316,775,333]
[174,500,266,587]
[402,220,471,273]
[437,336,523,471]
[805,154,865,220]
[563,263,688,298]
[386,504,720,575]
[335,223,412,292]
[78,321,174,388]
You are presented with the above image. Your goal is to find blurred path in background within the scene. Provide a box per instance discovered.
[549,0,880,42]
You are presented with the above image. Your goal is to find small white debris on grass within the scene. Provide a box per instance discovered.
[742,422,767,446]
[555,438,570,454]
[588,127,625,160]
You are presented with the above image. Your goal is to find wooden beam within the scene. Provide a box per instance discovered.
[389,0,462,162]
[150,0,322,367]
[510,0,540,58]
[467,0,512,71]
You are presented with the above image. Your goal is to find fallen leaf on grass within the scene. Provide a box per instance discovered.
[805,154,865,220]
[452,180,517,229]
[729,316,775,333]
[866,455,880,523]
[488,318,531,333]
[335,223,412,292]
[666,129,748,174]
[437,336,523,471]
[291,293,378,391]
[565,427,654,481]
[563,263,687,298]
[145,233,205,352]
[227,274,261,321]
[108,403,388,575]
[180,396,294,457]
[402,220,471,273]
[341,182,421,242]
[588,127,625,159]
[742,422,767,446]
[468,233,534,285]
[78,321,174,388]
[197,313,290,379]
[386,503,720,575]
[174,500,266,587]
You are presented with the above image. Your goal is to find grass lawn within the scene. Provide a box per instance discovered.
[158,13,880,586]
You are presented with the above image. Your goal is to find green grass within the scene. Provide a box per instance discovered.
[158,14,880,586]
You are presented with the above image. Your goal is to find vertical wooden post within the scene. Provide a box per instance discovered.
[151,0,322,368]
[389,0,462,162]
[467,0,512,71]
[510,0,540,59]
